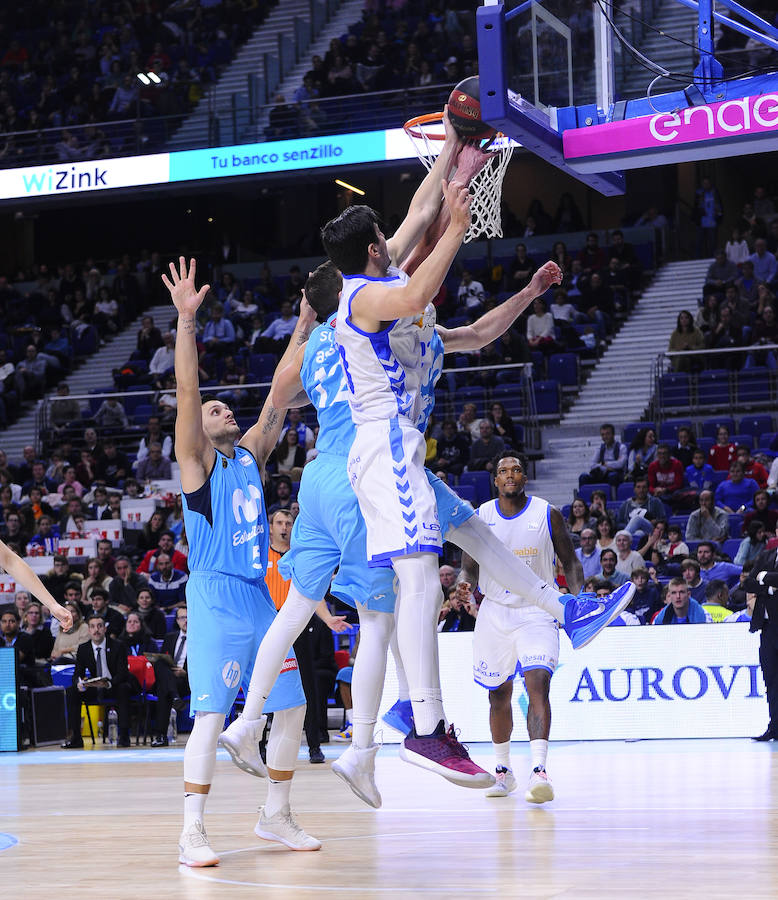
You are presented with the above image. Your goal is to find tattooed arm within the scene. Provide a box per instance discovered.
[240,295,317,468]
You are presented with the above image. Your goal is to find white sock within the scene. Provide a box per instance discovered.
[264,778,292,818]
[243,586,318,720]
[530,739,549,770]
[183,791,207,828]
[344,710,353,728]
[494,739,511,771]
[393,553,445,735]
[449,517,568,620]
[389,627,410,701]
[352,606,393,748]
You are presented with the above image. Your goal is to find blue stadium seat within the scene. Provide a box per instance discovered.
[730,434,754,450]
[249,353,276,380]
[459,471,491,505]
[548,353,579,388]
[737,368,771,406]
[616,481,635,501]
[659,419,693,441]
[495,367,523,384]
[758,432,778,450]
[738,414,774,438]
[697,372,731,408]
[659,372,689,408]
[622,423,654,445]
[134,404,154,424]
[561,504,572,519]
[454,483,477,505]
[721,539,742,559]
[710,469,728,486]
[668,515,689,532]
[698,437,714,456]
[728,515,744,538]
[492,384,522,417]
[458,386,486,412]
[577,483,609,503]
[533,380,560,416]
[701,417,736,439]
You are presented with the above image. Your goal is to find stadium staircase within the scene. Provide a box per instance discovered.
[617,0,699,100]
[1,302,173,461]
[528,258,711,508]
[168,0,365,149]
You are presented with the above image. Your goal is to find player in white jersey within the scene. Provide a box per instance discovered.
[322,163,634,786]
[458,454,584,802]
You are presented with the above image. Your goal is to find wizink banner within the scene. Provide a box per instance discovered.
[377,625,765,742]
[0,648,19,752]
[0,129,417,201]
[564,92,778,172]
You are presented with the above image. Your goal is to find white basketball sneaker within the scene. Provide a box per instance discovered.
[332,743,382,808]
[485,766,517,798]
[217,714,268,778]
[525,766,554,804]
[178,821,219,867]
[255,805,322,851]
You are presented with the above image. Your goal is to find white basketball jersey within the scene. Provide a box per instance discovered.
[335,266,438,426]
[477,495,557,619]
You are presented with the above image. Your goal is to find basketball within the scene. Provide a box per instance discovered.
[447,76,495,140]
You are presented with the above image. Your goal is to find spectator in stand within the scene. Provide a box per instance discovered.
[135,586,167,639]
[27,516,59,556]
[136,531,188,575]
[96,539,117,577]
[616,477,666,537]
[550,288,577,324]
[598,548,628,587]
[50,598,89,663]
[627,428,657,481]
[685,447,716,496]
[258,299,299,349]
[149,332,175,387]
[93,286,120,336]
[432,419,471,477]
[578,232,607,274]
[202,302,236,355]
[456,270,486,313]
[743,490,778,534]
[708,425,737,471]
[42,556,78,604]
[694,177,723,258]
[80,557,113,605]
[697,541,741,588]
[686,489,729,541]
[108,74,138,117]
[135,442,172,483]
[525,297,558,355]
[606,229,641,291]
[735,521,769,566]
[628,568,662,624]
[671,426,697,469]
[679,557,706,604]
[21,601,55,663]
[108,556,147,613]
[553,192,585,233]
[269,428,306,482]
[588,489,609,518]
[509,243,537,292]
[614,530,643,577]
[86,587,125,638]
[487,402,519,449]
[21,488,56,536]
[668,310,705,371]
[468,420,504,473]
[654,578,708,624]
[704,249,739,296]
[137,316,163,360]
[726,227,751,266]
[575,528,601,579]
[50,383,81,433]
[22,461,56,499]
[749,237,778,284]
[457,402,483,441]
[94,439,129,488]
[736,445,769,489]
[280,408,314,450]
[702,579,733,622]
[14,346,49,398]
[746,304,778,369]
[134,416,173,470]
[149,552,188,609]
[647,443,684,501]
[715,460,759,513]
[579,423,627,491]
[566,498,597,543]
[267,475,293,515]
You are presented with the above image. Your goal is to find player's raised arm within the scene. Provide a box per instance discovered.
[269,341,310,410]
[0,540,72,629]
[240,296,318,467]
[162,256,214,493]
[388,107,462,267]
[351,181,471,330]
[436,261,562,353]
[548,506,583,596]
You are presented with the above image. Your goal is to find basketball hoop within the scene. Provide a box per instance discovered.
[403,111,513,243]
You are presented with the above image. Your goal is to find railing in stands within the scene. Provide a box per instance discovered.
[649,345,778,427]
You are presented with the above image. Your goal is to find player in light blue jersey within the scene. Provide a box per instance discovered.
[163,258,320,867]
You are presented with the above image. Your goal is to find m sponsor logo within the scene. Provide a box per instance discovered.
[232,486,263,524]
[222,660,241,689]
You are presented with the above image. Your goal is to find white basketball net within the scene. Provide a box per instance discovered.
[404,120,514,243]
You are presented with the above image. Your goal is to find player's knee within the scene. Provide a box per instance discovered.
[523,669,551,700]
[488,681,513,708]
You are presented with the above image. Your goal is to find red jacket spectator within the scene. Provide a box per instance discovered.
[708,441,737,471]
[647,449,684,495]
[137,546,188,575]
[740,458,769,489]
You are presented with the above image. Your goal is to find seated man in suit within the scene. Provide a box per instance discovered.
[63,613,131,748]
[150,605,190,747]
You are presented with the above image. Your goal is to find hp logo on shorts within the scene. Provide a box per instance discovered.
[222,660,241,689]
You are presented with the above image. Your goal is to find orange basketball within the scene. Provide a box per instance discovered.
[447,76,496,140]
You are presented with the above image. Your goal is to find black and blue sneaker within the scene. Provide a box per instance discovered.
[381,698,413,736]
[564,582,635,649]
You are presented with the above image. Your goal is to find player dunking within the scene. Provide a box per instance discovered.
[163,258,320,867]
[457,454,581,802]
[321,172,634,785]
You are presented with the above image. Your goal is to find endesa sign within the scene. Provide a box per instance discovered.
[376,625,766,742]
[564,92,778,172]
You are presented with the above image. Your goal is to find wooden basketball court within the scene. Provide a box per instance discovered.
[2,738,777,898]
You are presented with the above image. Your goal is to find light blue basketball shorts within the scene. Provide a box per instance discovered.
[186,571,305,715]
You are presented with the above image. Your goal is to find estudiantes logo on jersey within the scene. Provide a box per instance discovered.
[222,660,241,689]
[231,486,265,548]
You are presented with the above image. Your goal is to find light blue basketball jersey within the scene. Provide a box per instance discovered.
[300,314,355,456]
[182,445,268,581]
[417,327,445,434]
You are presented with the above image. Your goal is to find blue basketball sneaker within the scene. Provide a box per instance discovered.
[564,582,635,649]
[381,699,413,736]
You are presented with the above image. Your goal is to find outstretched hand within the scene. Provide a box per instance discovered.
[161,257,210,317]
[442,178,472,234]
[298,291,317,329]
[530,261,563,295]
[51,602,73,632]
